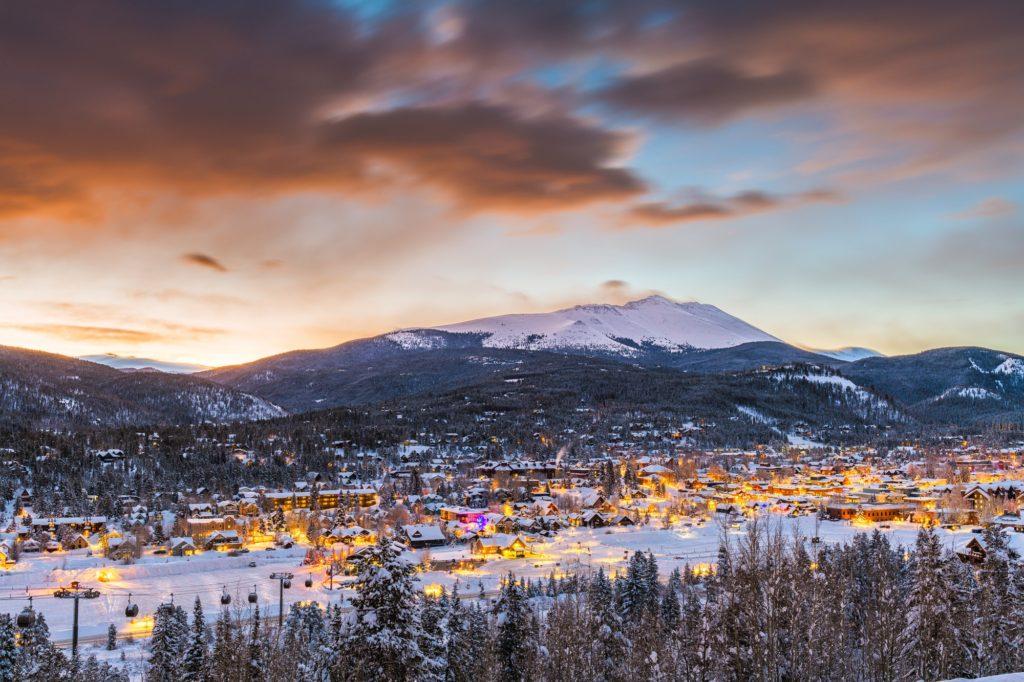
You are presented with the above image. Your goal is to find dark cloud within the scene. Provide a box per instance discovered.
[182,253,228,272]
[600,279,630,291]
[599,59,816,124]
[0,0,644,219]
[0,0,1021,223]
[320,103,644,211]
[624,188,840,228]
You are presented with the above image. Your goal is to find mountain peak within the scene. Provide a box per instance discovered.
[431,296,779,354]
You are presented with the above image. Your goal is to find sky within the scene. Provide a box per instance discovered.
[1,0,1023,366]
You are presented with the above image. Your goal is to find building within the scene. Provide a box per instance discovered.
[824,503,912,522]
[471,533,530,558]
[403,524,446,549]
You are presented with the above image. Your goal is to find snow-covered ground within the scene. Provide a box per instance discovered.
[1,515,1015,645]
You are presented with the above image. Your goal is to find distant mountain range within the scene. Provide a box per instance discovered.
[79,353,208,374]
[3,296,1023,431]
[0,346,282,429]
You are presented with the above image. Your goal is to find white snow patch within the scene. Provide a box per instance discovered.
[993,357,1024,377]
[934,386,1001,401]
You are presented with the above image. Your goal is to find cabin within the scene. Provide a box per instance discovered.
[957,537,987,565]
[169,536,198,556]
[471,534,530,558]
[62,533,90,550]
[204,529,242,551]
[403,524,446,549]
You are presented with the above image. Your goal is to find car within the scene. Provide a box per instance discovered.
[248,561,257,567]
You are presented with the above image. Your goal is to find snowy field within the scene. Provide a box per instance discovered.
[1,515,1016,646]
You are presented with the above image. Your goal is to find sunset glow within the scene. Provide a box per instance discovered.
[1,1,1022,365]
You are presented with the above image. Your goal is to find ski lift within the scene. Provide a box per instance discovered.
[220,586,232,606]
[282,578,292,589]
[17,597,36,628]
[304,575,313,588]
[125,593,139,618]
[248,586,258,604]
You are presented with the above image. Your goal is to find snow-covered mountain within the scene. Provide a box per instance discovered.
[398,296,780,355]
[79,353,208,374]
[808,346,884,362]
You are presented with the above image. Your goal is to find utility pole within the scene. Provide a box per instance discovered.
[269,572,293,628]
[53,581,100,659]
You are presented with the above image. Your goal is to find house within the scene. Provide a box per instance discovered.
[169,536,198,556]
[402,524,446,549]
[957,535,1022,565]
[204,530,242,551]
[956,537,987,565]
[106,536,138,561]
[326,526,375,545]
[62,533,90,550]
[990,513,1024,532]
[471,534,530,558]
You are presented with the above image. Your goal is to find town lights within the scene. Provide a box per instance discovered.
[423,583,443,598]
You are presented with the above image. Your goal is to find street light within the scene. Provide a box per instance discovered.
[269,572,293,628]
[53,581,100,658]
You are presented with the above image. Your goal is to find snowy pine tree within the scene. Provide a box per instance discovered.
[975,524,1017,675]
[182,597,208,682]
[208,605,238,682]
[902,527,954,681]
[587,568,629,682]
[495,575,537,682]
[147,602,188,682]
[246,605,264,682]
[0,614,17,682]
[419,590,447,681]
[345,537,427,681]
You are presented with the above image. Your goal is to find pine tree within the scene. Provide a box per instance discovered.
[17,610,55,678]
[106,622,117,651]
[182,597,208,682]
[345,537,427,681]
[270,507,286,534]
[943,549,979,678]
[0,614,17,682]
[495,575,536,682]
[976,524,1017,675]
[587,568,629,682]
[246,604,264,682]
[419,591,447,681]
[147,603,188,682]
[462,602,493,681]
[903,527,953,681]
[445,585,474,682]
[208,606,237,682]
[659,581,681,631]
[284,603,330,681]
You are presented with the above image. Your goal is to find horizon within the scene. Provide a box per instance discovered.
[1,1,1022,366]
